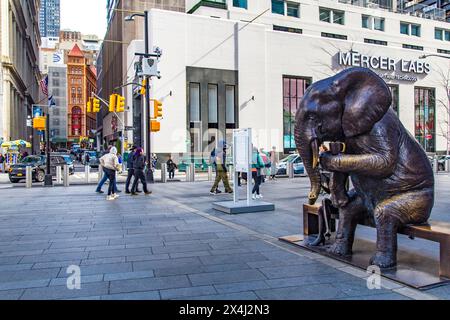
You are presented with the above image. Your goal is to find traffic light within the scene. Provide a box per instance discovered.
[33,116,46,131]
[140,79,147,96]
[86,98,92,113]
[109,94,117,112]
[92,98,101,113]
[153,99,163,119]
[116,95,126,113]
[151,120,161,132]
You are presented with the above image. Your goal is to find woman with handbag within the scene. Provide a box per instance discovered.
[100,146,121,201]
[251,147,265,200]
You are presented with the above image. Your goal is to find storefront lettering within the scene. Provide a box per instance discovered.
[338,51,430,75]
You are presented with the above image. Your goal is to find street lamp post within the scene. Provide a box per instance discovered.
[125,10,154,183]
[44,107,53,187]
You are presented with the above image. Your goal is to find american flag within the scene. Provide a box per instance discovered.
[40,75,49,96]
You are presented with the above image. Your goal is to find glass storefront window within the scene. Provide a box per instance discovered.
[445,31,450,41]
[283,76,311,153]
[208,84,218,125]
[226,85,235,125]
[414,87,436,153]
[272,0,284,15]
[189,83,201,123]
[388,85,399,115]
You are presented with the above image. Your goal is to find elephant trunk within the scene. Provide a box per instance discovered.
[297,128,321,205]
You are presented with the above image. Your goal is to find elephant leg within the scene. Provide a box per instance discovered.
[369,188,433,269]
[330,172,349,208]
[328,192,366,257]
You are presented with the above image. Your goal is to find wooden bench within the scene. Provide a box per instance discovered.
[304,204,450,279]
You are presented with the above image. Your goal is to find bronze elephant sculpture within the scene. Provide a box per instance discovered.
[294,67,434,269]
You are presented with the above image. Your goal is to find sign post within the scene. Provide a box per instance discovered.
[212,128,274,214]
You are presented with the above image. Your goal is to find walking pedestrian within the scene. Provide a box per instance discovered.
[131,148,152,196]
[125,146,142,194]
[99,147,121,201]
[269,146,279,180]
[252,147,265,200]
[210,140,233,195]
[96,146,121,194]
[166,155,177,180]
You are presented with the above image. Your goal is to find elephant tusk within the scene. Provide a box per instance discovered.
[311,139,320,170]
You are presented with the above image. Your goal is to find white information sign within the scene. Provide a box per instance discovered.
[233,128,252,205]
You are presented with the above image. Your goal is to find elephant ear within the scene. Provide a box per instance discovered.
[338,68,392,138]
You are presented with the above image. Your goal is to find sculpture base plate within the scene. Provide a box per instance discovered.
[279,234,450,290]
[213,201,275,215]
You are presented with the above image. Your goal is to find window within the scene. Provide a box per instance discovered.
[401,22,421,37]
[233,0,247,9]
[189,83,200,123]
[286,2,299,18]
[321,32,347,40]
[362,15,370,29]
[319,8,331,23]
[400,22,409,35]
[374,17,384,31]
[283,76,311,152]
[208,84,218,126]
[403,44,423,51]
[226,86,236,126]
[435,28,443,40]
[333,10,344,25]
[411,24,421,37]
[415,88,435,153]
[272,0,284,15]
[438,48,450,55]
[364,38,387,46]
[446,31,450,41]
[273,25,302,34]
[388,85,399,115]
[320,8,344,25]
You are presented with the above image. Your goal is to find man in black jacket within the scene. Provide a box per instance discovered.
[125,146,141,194]
[131,148,152,196]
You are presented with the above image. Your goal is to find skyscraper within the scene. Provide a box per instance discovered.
[39,0,61,38]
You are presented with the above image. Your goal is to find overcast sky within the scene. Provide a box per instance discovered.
[60,0,107,39]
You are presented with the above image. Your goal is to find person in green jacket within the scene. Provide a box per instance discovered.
[251,147,265,200]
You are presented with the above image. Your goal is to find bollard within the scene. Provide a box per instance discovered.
[0,163,4,173]
[185,165,191,182]
[56,166,62,184]
[433,158,438,174]
[98,165,103,183]
[85,165,90,184]
[161,163,167,183]
[208,166,213,181]
[63,164,70,187]
[190,163,196,182]
[26,166,32,188]
[287,162,294,179]
[446,159,450,173]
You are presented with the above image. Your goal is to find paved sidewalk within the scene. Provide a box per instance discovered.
[0,176,448,300]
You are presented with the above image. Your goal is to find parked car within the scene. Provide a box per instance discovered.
[8,155,74,183]
[438,155,450,171]
[276,154,305,175]
[59,154,75,175]
[82,151,99,167]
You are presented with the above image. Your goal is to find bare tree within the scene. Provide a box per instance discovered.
[435,65,450,155]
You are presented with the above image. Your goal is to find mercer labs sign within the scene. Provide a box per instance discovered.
[338,51,430,82]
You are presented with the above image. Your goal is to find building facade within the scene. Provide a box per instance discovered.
[97,0,186,150]
[48,65,67,146]
[39,0,60,37]
[124,1,449,161]
[0,0,41,151]
[66,44,97,146]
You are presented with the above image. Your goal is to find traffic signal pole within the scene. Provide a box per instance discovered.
[144,10,154,183]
